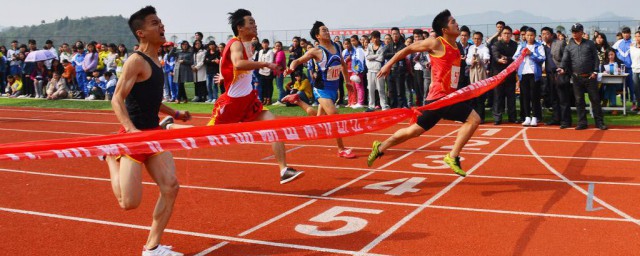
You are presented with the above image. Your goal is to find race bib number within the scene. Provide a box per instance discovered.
[326,66,341,81]
[450,66,460,89]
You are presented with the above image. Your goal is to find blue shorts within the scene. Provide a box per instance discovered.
[313,87,338,102]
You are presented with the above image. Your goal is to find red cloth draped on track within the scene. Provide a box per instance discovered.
[0,49,528,161]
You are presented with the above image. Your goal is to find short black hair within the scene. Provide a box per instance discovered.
[541,27,554,34]
[496,21,506,26]
[502,26,513,33]
[460,25,470,34]
[261,38,269,44]
[371,30,381,39]
[228,9,252,36]
[520,26,529,32]
[104,71,113,77]
[45,40,53,45]
[432,9,452,37]
[391,27,400,33]
[195,32,203,38]
[28,39,36,45]
[310,21,325,41]
[473,31,484,38]
[526,27,537,35]
[413,29,423,36]
[11,40,18,44]
[622,26,631,33]
[128,6,157,42]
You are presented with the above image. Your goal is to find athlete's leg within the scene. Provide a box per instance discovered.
[107,156,144,210]
[255,110,287,170]
[143,152,180,249]
[449,110,481,158]
[377,123,426,153]
[317,97,346,150]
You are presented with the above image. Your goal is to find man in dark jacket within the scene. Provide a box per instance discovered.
[541,27,573,128]
[384,27,407,108]
[491,26,518,124]
[558,23,606,130]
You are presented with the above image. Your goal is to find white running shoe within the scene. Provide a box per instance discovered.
[351,104,364,109]
[522,117,531,126]
[530,117,538,127]
[142,245,183,256]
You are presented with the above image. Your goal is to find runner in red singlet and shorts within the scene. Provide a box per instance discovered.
[367,10,481,177]
[168,9,303,184]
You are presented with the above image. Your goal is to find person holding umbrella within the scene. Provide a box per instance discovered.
[24,49,58,98]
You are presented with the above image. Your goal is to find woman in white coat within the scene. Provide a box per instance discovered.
[192,39,207,102]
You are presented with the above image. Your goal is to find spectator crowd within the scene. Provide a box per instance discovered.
[1,23,640,130]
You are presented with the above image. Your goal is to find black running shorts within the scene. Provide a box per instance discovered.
[416,99,474,131]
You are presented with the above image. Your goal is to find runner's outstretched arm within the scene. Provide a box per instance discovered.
[285,48,321,75]
[377,37,439,78]
[230,41,279,72]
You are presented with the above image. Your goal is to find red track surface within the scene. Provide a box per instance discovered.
[0,107,639,255]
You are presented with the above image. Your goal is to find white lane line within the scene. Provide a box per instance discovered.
[1,168,633,224]
[195,128,462,255]
[0,108,211,119]
[522,130,640,226]
[174,157,640,186]
[358,129,525,253]
[0,117,120,125]
[427,205,632,222]
[0,207,386,256]
[0,127,102,136]
[261,146,306,160]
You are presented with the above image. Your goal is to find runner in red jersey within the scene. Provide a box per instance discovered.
[166,9,303,184]
[367,10,481,177]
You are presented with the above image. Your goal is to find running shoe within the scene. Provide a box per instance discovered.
[281,94,300,104]
[142,245,183,256]
[443,153,466,177]
[367,141,384,167]
[280,167,304,184]
[338,148,356,159]
[159,116,174,130]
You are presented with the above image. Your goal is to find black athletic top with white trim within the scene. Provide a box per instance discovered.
[126,51,164,130]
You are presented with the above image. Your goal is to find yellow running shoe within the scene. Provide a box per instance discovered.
[367,141,384,167]
[444,153,467,177]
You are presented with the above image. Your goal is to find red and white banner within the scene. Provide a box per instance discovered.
[0,48,528,161]
[0,109,412,161]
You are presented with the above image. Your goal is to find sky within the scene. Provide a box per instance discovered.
[1,0,637,33]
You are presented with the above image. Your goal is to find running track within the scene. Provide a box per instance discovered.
[0,107,638,255]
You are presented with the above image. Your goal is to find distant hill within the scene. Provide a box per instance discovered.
[0,16,137,48]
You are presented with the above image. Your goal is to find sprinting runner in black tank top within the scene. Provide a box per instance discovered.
[126,51,164,130]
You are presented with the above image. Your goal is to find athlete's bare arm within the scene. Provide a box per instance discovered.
[377,37,442,78]
[230,41,279,72]
[284,48,322,76]
[111,54,147,133]
[159,104,191,122]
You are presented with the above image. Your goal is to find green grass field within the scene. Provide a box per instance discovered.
[1,82,638,125]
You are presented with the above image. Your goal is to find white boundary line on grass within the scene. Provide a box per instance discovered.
[193,129,462,255]
[0,207,386,256]
[0,167,633,224]
[522,130,640,226]
[358,129,525,253]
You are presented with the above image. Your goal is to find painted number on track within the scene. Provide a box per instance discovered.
[364,177,426,196]
[479,128,501,136]
[412,155,466,169]
[295,206,383,237]
[441,139,489,151]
